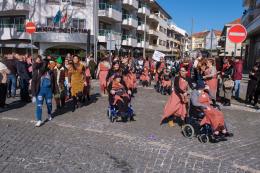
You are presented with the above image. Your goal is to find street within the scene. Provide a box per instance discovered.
[0,81,260,173]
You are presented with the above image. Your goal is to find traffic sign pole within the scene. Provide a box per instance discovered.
[31,34,33,57]
[234,43,237,58]
[25,22,36,57]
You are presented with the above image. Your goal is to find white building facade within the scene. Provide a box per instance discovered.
[0,0,94,56]
[0,0,187,58]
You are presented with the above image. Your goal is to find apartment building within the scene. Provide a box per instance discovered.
[242,0,260,68]
[0,0,187,58]
[97,0,187,57]
[191,30,221,51]
[218,18,243,58]
[0,0,94,56]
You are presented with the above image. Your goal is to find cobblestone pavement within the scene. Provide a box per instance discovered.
[0,81,260,173]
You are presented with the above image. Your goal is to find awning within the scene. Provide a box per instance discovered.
[0,43,38,49]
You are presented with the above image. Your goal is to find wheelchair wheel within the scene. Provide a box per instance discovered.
[107,109,110,118]
[198,134,209,143]
[107,109,115,123]
[182,124,195,139]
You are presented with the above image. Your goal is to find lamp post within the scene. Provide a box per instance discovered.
[143,3,147,59]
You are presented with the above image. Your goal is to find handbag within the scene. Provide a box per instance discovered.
[224,79,234,89]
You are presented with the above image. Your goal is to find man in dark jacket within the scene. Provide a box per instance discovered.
[4,54,17,98]
[232,57,243,100]
[16,55,31,102]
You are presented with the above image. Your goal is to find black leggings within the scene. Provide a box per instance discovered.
[72,92,83,108]
[0,83,7,107]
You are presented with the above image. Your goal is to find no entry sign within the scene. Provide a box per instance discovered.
[25,22,36,34]
[228,24,247,43]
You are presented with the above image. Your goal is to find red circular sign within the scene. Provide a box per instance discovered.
[25,22,36,34]
[228,24,247,43]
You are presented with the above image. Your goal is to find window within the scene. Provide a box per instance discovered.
[61,0,71,2]
[47,18,53,27]
[72,18,85,29]
[46,0,60,4]
[15,0,29,3]
[71,0,85,6]
[0,16,26,31]
[47,17,60,27]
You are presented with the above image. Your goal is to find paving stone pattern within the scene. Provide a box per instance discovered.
[0,82,260,173]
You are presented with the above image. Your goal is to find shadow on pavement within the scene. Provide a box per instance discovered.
[0,100,28,114]
[52,93,100,117]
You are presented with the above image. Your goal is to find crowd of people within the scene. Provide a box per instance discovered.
[0,51,257,141]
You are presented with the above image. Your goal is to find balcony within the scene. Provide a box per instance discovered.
[137,39,149,48]
[0,0,31,13]
[98,3,122,22]
[98,29,121,43]
[137,23,149,32]
[0,24,29,40]
[157,45,167,52]
[148,44,157,50]
[138,6,150,16]
[149,14,159,22]
[122,15,138,28]
[148,29,159,37]
[122,0,138,9]
[122,35,137,47]
[242,8,260,27]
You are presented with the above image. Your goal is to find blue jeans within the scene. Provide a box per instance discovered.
[35,87,52,121]
[233,80,241,99]
[7,74,16,97]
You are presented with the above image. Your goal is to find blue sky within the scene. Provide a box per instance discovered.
[157,0,244,34]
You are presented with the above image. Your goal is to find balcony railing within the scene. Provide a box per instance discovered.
[99,3,121,12]
[122,14,136,20]
[99,29,120,36]
[0,24,25,32]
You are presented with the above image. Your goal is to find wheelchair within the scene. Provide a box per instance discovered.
[181,103,221,143]
[106,90,135,123]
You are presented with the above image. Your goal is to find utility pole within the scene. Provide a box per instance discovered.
[210,28,213,56]
[190,18,194,52]
[93,0,98,63]
[143,2,147,59]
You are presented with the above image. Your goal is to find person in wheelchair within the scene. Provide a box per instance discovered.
[190,82,233,138]
[107,73,134,121]
[140,67,150,87]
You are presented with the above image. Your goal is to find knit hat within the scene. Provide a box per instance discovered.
[56,56,63,64]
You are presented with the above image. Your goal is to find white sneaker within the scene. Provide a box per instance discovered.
[35,121,42,127]
[48,115,52,121]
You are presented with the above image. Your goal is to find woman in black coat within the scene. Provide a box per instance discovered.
[245,64,259,105]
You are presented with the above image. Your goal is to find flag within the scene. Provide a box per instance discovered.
[61,10,68,23]
[53,10,62,24]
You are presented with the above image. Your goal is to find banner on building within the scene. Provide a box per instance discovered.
[152,50,165,61]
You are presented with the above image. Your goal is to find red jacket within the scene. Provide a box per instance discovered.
[233,60,243,80]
